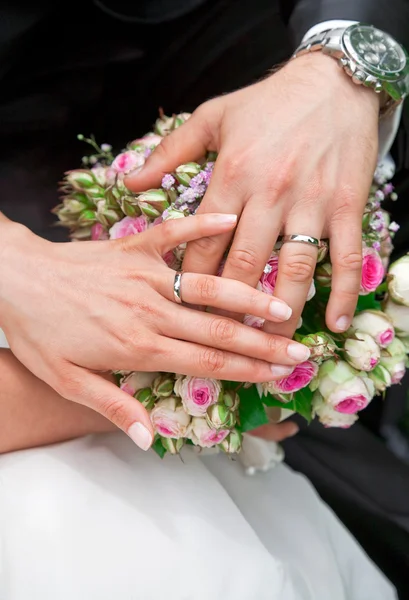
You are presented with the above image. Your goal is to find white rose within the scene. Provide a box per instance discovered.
[313,392,358,428]
[350,310,395,348]
[150,396,191,439]
[384,299,409,336]
[120,371,160,396]
[380,337,407,384]
[388,254,409,306]
[344,331,381,371]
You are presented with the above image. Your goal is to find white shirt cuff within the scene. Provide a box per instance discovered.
[301,20,402,161]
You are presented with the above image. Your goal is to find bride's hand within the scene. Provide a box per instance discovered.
[0,214,309,450]
[125,52,379,341]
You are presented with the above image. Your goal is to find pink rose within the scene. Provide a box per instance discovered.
[174,376,222,417]
[130,134,163,149]
[188,417,229,448]
[389,362,406,384]
[313,393,358,428]
[109,215,148,239]
[259,253,279,295]
[264,360,318,395]
[91,223,109,241]
[351,310,394,348]
[111,150,145,175]
[318,360,374,415]
[360,246,385,295]
[150,397,191,439]
[243,314,265,329]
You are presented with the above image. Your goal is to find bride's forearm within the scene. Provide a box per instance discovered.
[0,349,116,454]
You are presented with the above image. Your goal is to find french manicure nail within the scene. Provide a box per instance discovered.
[287,343,310,362]
[335,315,350,331]
[270,364,294,377]
[213,213,237,224]
[269,300,292,321]
[127,422,153,451]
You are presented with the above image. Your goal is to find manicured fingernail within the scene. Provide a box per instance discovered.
[213,213,237,224]
[270,365,294,377]
[269,299,292,321]
[287,343,310,361]
[124,165,144,179]
[127,422,153,451]
[335,316,350,331]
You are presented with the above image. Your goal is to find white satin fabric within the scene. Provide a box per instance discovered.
[0,432,396,600]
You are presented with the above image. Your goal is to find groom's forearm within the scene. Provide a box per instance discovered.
[0,349,115,454]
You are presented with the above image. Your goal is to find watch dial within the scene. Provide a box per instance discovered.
[343,24,407,77]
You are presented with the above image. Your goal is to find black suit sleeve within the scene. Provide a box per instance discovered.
[279,0,409,48]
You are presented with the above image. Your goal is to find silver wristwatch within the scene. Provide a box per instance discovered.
[293,23,409,115]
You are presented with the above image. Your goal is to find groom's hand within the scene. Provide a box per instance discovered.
[125,52,379,339]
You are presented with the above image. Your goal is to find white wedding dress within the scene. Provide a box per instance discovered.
[0,328,397,600]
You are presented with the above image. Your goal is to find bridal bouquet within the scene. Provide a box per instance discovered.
[54,112,409,457]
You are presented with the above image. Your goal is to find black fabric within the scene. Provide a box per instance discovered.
[94,0,207,23]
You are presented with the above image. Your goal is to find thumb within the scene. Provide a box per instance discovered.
[61,368,154,451]
[124,105,216,192]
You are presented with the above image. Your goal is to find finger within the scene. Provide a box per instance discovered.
[183,153,244,276]
[161,304,310,368]
[326,210,363,332]
[154,336,296,383]
[157,271,292,322]
[143,213,238,255]
[56,367,154,451]
[222,200,283,289]
[124,107,215,192]
[264,217,323,338]
[250,421,299,441]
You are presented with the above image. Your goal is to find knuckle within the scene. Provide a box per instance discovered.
[281,254,315,284]
[194,275,219,301]
[228,246,260,274]
[210,317,236,345]
[160,219,177,240]
[54,372,83,400]
[99,398,128,427]
[335,250,362,272]
[199,348,225,374]
[265,335,280,355]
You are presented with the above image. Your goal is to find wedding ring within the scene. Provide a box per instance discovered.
[280,234,321,248]
[173,271,183,304]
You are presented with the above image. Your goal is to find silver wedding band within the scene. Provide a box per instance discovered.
[173,271,183,304]
[280,234,321,248]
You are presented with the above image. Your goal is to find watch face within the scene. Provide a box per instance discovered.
[342,24,407,79]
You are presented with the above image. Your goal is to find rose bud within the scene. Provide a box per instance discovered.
[206,404,236,430]
[316,241,329,263]
[174,376,222,417]
[161,437,185,455]
[111,150,145,175]
[315,262,332,287]
[344,331,381,371]
[300,332,337,364]
[350,310,395,348]
[175,162,201,186]
[150,396,191,439]
[219,429,243,454]
[128,134,163,151]
[262,361,318,396]
[154,114,177,136]
[109,215,148,239]
[317,360,374,414]
[384,299,409,336]
[360,245,385,295]
[387,254,409,306]
[120,371,160,396]
[134,387,156,410]
[312,392,358,428]
[221,389,240,411]
[369,365,392,393]
[137,189,169,218]
[152,374,175,398]
[188,417,230,448]
[380,337,407,384]
[78,209,97,226]
[70,226,93,240]
[65,169,96,190]
[120,197,141,218]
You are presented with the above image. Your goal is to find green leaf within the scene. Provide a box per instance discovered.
[237,385,268,432]
[293,387,313,423]
[152,438,167,458]
[356,292,381,311]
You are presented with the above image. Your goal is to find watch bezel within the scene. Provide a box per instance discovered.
[341,23,409,82]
